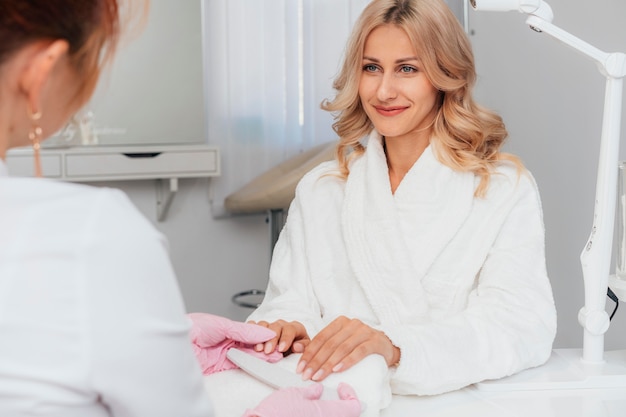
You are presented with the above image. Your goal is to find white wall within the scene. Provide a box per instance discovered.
[90,178,270,322]
[469,0,626,349]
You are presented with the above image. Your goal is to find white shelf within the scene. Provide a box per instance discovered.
[6,144,220,221]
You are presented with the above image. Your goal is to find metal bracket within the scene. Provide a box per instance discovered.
[156,178,178,221]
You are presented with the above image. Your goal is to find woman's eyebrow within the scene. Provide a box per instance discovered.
[362,55,420,63]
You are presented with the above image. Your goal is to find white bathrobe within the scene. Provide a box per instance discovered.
[248,131,557,397]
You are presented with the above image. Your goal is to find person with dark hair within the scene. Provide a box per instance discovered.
[248,0,557,400]
[0,1,216,416]
[0,1,362,415]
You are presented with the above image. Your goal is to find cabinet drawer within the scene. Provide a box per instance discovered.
[5,154,62,178]
[64,149,218,180]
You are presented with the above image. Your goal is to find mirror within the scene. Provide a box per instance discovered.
[45,0,206,148]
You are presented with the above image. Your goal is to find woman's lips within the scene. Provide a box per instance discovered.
[374,105,407,116]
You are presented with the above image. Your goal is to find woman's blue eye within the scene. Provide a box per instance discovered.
[400,65,417,73]
[363,64,378,72]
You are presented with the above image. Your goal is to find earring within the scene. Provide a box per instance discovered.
[28,109,43,177]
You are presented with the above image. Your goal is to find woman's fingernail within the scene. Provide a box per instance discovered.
[332,363,344,372]
[302,368,313,381]
[296,360,307,374]
[255,344,263,352]
[264,343,273,354]
[278,342,286,352]
[312,369,325,381]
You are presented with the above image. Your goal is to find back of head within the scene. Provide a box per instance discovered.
[0,0,127,107]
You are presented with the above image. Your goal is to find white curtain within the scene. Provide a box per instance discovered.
[202,0,369,216]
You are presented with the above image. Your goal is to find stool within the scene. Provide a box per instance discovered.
[225,141,336,308]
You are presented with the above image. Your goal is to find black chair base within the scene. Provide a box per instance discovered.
[231,289,266,309]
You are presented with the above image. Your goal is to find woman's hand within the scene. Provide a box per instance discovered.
[249,319,311,355]
[296,316,400,382]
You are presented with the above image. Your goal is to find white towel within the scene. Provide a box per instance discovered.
[204,353,392,417]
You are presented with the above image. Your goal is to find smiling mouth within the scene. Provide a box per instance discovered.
[374,106,407,116]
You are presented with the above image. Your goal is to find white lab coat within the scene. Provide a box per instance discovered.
[0,159,213,417]
[248,131,557,396]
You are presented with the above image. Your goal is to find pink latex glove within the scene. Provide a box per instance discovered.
[242,383,361,417]
[188,312,282,375]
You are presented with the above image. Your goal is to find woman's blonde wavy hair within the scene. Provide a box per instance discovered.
[322,0,522,196]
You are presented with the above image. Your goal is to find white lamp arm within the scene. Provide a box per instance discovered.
[525,15,626,76]
[470,0,554,20]
[523,9,626,363]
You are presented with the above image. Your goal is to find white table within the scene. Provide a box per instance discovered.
[383,385,626,416]
[205,349,626,416]
[382,349,626,417]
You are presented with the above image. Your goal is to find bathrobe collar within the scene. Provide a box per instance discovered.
[341,131,475,324]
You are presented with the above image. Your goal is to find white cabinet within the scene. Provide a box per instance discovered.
[6,144,219,180]
[6,144,220,220]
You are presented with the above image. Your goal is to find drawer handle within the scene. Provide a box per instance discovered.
[122,152,162,158]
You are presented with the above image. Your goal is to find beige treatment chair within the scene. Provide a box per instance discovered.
[225,141,337,308]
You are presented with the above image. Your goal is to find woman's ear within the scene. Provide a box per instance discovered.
[18,39,70,115]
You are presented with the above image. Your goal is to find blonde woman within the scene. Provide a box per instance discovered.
[249,0,557,397]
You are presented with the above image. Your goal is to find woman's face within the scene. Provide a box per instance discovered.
[358,24,439,143]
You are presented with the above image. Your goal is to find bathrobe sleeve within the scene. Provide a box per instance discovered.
[381,172,557,395]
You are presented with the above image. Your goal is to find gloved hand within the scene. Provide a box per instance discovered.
[188,313,282,375]
[242,383,361,417]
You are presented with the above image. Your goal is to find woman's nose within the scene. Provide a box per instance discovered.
[377,73,398,101]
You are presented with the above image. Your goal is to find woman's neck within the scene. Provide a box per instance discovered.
[0,119,11,161]
[384,135,430,194]
[0,126,8,161]
[0,82,15,160]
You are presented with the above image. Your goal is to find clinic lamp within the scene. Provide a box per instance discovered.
[470,0,626,389]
